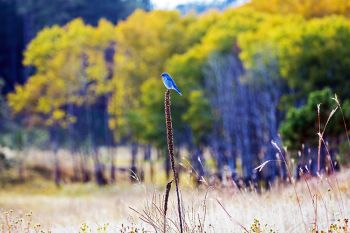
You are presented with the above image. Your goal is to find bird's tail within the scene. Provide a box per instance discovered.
[173,86,182,96]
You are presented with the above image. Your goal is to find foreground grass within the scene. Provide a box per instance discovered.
[1,169,350,232]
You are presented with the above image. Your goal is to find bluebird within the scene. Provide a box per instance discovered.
[161,72,182,96]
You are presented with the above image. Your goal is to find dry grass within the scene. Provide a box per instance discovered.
[1,168,350,232]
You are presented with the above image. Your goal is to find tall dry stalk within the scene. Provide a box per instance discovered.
[163,180,172,233]
[271,141,308,233]
[164,90,183,233]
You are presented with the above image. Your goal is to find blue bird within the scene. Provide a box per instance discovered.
[161,72,182,96]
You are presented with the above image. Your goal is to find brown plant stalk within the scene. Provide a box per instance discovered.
[164,90,183,233]
[163,180,173,233]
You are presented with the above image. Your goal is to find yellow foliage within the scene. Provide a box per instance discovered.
[108,10,190,137]
[52,109,65,120]
[8,18,116,127]
[7,2,350,142]
[249,0,350,18]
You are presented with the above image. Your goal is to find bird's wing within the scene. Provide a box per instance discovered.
[171,79,179,89]
[163,77,173,88]
[171,80,182,95]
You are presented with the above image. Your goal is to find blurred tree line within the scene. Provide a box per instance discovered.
[0,0,150,93]
[176,0,240,15]
[0,0,150,185]
[2,0,350,187]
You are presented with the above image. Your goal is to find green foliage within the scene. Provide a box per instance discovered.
[238,14,350,104]
[182,90,212,145]
[164,7,266,146]
[286,17,350,100]
[108,10,191,142]
[280,88,350,150]
[137,79,167,147]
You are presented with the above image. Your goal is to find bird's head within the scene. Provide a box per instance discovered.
[161,72,170,78]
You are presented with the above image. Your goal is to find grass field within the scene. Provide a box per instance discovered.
[1,167,350,232]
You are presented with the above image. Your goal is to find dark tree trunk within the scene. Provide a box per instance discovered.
[191,147,206,185]
[110,147,116,183]
[49,127,61,187]
[70,152,79,182]
[17,157,24,182]
[204,52,283,187]
[130,143,138,182]
[150,158,155,183]
[144,144,151,161]
[143,144,151,182]
[92,148,107,186]
[80,152,90,183]
[67,102,79,182]
[53,150,61,186]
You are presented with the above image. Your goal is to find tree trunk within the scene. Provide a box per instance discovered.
[49,127,61,187]
[17,157,24,182]
[92,148,107,186]
[191,147,206,185]
[70,152,79,182]
[80,152,90,183]
[130,143,138,182]
[143,144,151,182]
[110,147,116,183]
[53,149,61,187]
[150,158,155,183]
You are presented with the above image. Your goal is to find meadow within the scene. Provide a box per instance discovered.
[0,148,350,233]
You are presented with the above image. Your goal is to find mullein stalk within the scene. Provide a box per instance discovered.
[164,90,183,233]
[163,180,173,233]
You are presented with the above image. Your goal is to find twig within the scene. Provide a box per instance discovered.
[216,199,249,233]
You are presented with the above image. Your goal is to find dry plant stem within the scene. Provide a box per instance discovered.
[164,180,173,233]
[303,177,317,231]
[316,106,345,215]
[317,105,338,173]
[164,90,183,233]
[216,199,249,233]
[333,95,350,148]
[317,104,321,173]
[272,141,308,233]
[318,136,345,216]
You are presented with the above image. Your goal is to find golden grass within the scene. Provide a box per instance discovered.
[1,168,350,232]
